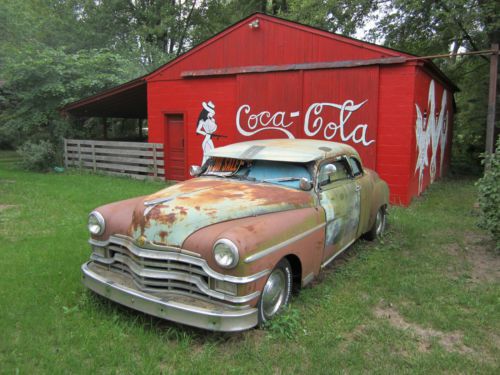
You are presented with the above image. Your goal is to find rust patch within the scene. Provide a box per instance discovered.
[159,231,168,241]
[244,224,257,234]
[175,206,189,216]
[171,179,312,208]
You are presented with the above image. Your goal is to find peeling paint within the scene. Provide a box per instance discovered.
[130,177,314,247]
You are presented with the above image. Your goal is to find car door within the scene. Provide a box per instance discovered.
[317,157,361,265]
[347,156,373,236]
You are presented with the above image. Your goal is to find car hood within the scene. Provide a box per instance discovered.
[129,177,314,248]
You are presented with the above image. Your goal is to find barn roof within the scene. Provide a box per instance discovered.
[61,12,457,119]
[61,76,147,118]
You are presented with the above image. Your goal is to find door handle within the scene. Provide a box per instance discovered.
[355,185,361,192]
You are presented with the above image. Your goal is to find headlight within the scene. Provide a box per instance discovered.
[88,211,105,235]
[213,239,239,269]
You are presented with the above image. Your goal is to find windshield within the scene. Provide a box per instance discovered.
[202,157,311,189]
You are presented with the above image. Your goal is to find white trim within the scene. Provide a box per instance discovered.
[320,239,356,269]
[244,223,326,263]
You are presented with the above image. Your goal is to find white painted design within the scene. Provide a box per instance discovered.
[236,99,374,146]
[196,101,217,164]
[304,100,374,146]
[236,104,295,138]
[415,80,449,194]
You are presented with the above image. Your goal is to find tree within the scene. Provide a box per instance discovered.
[364,0,499,169]
[0,47,138,152]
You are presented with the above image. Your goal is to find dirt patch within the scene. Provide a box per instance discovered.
[447,232,500,283]
[374,304,473,355]
[464,232,500,283]
[0,204,16,212]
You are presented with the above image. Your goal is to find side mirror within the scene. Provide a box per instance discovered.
[189,165,202,177]
[299,177,313,191]
[324,164,337,174]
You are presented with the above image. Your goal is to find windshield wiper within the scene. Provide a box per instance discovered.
[227,175,256,181]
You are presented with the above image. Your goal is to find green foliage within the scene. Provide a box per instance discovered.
[0,47,138,147]
[285,0,376,35]
[476,138,500,248]
[264,305,302,339]
[17,140,56,171]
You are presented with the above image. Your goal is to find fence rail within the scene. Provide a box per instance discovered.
[64,139,165,180]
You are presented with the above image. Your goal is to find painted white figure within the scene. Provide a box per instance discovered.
[196,101,217,165]
[415,80,449,194]
[415,104,430,194]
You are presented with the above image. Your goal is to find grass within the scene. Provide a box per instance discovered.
[1,151,499,374]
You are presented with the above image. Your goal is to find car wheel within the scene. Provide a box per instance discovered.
[364,206,386,241]
[258,258,292,325]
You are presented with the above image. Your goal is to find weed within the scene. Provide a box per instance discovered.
[264,305,302,340]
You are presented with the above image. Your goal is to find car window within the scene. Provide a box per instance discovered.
[318,159,351,188]
[202,158,311,189]
[242,160,311,189]
[348,157,363,177]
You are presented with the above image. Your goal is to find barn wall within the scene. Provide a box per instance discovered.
[149,66,381,179]
[376,65,417,205]
[408,65,454,199]
[149,16,399,82]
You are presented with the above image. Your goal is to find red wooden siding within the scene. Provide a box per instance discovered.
[302,67,379,168]
[376,65,416,205]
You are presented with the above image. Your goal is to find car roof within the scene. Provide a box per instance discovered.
[207,139,359,163]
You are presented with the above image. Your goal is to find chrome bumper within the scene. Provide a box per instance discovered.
[81,261,258,332]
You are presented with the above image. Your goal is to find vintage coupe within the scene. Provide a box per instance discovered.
[82,139,389,331]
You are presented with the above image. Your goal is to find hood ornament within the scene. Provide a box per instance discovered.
[143,196,174,216]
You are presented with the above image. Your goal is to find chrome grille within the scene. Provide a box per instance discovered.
[97,239,211,299]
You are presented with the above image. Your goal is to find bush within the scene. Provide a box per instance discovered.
[17,140,56,171]
[476,137,500,249]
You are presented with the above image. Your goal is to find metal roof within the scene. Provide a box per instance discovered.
[206,139,359,163]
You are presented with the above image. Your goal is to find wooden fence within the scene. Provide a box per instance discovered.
[64,139,165,180]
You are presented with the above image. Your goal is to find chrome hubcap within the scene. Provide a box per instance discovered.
[262,269,286,318]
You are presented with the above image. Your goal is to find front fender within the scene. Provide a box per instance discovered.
[90,196,147,241]
[182,207,326,283]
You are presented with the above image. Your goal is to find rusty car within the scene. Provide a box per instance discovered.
[82,139,389,331]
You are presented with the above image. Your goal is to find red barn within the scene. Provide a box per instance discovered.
[63,13,457,206]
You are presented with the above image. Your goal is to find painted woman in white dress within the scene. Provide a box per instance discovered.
[196,101,217,165]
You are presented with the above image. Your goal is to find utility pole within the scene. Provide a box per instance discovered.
[486,43,498,154]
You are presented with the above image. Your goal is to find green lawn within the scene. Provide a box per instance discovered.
[1,152,499,374]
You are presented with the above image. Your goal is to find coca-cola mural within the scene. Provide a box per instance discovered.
[236,99,374,146]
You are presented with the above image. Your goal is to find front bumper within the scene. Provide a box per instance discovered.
[82,261,258,332]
